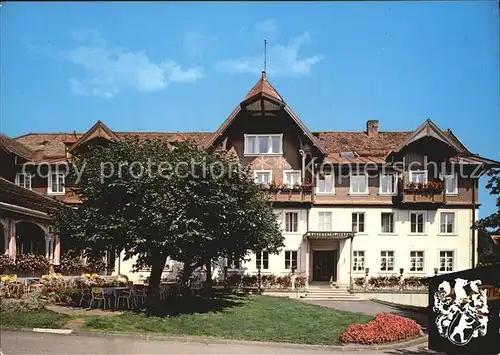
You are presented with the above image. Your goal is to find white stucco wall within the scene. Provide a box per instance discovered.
[114,207,473,284]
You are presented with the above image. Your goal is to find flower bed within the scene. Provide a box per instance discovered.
[222,273,306,290]
[339,313,421,345]
[352,276,428,291]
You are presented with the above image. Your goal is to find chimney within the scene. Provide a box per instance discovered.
[367,120,379,138]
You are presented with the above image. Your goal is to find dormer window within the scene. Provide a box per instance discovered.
[15,173,32,190]
[244,134,282,156]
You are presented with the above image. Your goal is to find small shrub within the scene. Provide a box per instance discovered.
[241,275,258,287]
[0,291,47,312]
[295,275,306,286]
[340,313,421,344]
[403,276,428,288]
[227,273,242,287]
[354,277,365,287]
[275,275,291,288]
[0,255,15,273]
[368,276,400,288]
[261,274,276,288]
[54,255,85,275]
[15,254,50,273]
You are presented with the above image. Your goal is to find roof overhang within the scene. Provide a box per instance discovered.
[303,231,355,240]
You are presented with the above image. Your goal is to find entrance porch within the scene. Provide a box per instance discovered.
[303,231,355,286]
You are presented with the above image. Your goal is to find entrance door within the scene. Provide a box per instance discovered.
[312,250,337,281]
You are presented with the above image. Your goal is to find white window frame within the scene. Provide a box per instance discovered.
[227,254,241,270]
[283,170,302,187]
[438,250,455,273]
[409,211,426,235]
[253,170,273,185]
[315,172,335,194]
[351,212,366,233]
[318,212,333,231]
[284,250,298,271]
[443,174,458,195]
[380,251,395,272]
[284,211,300,233]
[409,170,428,184]
[256,250,269,270]
[349,174,369,195]
[409,250,425,273]
[353,250,365,272]
[439,211,456,235]
[47,172,65,195]
[244,134,283,156]
[380,212,395,234]
[379,173,397,195]
[15,172,32,190]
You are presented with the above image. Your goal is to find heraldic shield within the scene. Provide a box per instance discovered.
[428,263,500,354]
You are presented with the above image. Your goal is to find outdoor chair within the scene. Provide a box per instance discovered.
[78,287,91,307]
[132,286,147,306]
[116,289,135,310]
[89,287,110,310]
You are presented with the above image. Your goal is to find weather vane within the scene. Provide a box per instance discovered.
[263,39,267,73]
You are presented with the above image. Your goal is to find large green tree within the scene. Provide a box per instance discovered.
[477,169,500,265]
[52,138,284,315]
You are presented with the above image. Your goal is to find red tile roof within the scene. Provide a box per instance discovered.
[243,71,284,104]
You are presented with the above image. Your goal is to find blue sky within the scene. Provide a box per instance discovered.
[1,2,499,217]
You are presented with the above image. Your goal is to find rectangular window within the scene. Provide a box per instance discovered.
[379,174,396,194]
[244,134,282,155]
[440,212,455,234]
[350,174,368,194]
[439,251,454,272]
[285,212,299,232]
[284,171,301,187]
[353,251,365,271]
[444,174,458,195]
[380,251,395,271]
[381,213,394,233]
[254,171,272,185]
[409,171,428,184]
[410,212,425,234]
[316,173,334,193]
[352,213,365,233]
[318,212,332,231]
[256,251,269,270]
[284,250,298,270]
[409,251,425,272]
[48,173,65,194]
[15,173,32,190]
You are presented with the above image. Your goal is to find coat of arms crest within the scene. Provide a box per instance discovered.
[433,278,489,346]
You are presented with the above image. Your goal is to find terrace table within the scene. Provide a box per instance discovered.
[102,286,129,309]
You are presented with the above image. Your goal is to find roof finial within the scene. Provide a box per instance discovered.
[263,39,267,77]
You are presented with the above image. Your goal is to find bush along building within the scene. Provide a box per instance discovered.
[1,71,499,290]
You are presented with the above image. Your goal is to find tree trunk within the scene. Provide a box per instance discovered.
[204,260,213,296]
[147,253,167,316]
[181,262,193,297]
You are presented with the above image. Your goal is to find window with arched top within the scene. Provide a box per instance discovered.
[15,222,46,256]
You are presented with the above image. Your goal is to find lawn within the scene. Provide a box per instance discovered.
[0,309,71,329]
[84,295,372,345]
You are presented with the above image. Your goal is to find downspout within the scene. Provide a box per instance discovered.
[471,178,476,268]
[349,236,353,291]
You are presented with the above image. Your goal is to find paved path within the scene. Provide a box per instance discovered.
[0,331,438,354]
[301,300,429,332]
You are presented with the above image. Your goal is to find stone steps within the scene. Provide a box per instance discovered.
[301,284,360,301]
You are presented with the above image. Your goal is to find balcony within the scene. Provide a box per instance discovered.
[399,178,445,204]
[260,182,314,203]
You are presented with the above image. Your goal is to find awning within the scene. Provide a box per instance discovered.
[303,231,355,240]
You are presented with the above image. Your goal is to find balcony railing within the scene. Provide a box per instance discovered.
[399,177,445,204]
[259,183,314,202]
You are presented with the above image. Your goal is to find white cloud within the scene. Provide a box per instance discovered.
[63,30,203,99]
[215,25,323,78]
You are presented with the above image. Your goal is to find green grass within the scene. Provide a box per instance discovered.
[0,309,72,329]
[83,295,371,345]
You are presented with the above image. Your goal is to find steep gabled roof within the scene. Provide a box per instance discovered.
[0,133,35,160]
[387,119,467,157]
[242,71,284,105]
[0,177,61,214]
[69,120,120,152]
[205,72,327,155]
